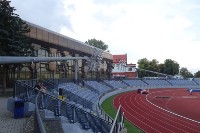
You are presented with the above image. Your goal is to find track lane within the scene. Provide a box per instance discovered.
[116,92,181,133]
[114,93,161,133]
[113,89,200,133]
[147,89,200,122]
[133,94,190,133]
[137,93,200,132]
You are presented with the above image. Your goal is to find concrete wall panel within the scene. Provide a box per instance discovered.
[74,42,81,51]
[36,28,43,40]
[58,36,65,46]
[42,30,49,42]
[29,27,37,39]
[53,35,59,44]
[48,33,54,44]
[68,40,74,49]
[27,22,113,61]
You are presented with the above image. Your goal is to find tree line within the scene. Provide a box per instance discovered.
[137,58,200,78]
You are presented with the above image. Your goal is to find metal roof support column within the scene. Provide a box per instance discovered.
[74,59,78,83]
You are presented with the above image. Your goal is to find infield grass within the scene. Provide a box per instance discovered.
[101,95,142,133]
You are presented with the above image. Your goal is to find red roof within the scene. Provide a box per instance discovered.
[113,54,127,63]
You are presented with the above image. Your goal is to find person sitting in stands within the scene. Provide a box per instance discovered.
[34,80,46,94]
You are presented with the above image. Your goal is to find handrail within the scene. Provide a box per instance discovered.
[41,90,113,124]
[118,112,124,132]
[35,92,46,133]
[109,105,124,133]
[97,103,113,123]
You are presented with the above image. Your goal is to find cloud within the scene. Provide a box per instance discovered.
[10,0,200,73]
[59,0,200,73]
[11,0,72,32]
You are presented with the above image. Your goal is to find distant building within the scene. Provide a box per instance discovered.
[112,54,137,78]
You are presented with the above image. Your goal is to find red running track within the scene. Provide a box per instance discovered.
[113,88,200,133]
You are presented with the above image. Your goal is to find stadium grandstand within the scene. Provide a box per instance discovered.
[2,22,200,133]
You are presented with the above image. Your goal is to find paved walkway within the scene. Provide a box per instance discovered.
[0,97,28,133]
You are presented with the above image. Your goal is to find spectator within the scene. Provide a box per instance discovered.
[34,80,46,94]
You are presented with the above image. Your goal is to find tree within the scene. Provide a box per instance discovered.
[0,0,32,56]
[180,67,193,78]
[137,58,181,77]
[148,59,159,76]
[163,59,179,75]
[158,63,164,73]
[137,58,150,77]
[137,58,161,77]
[85,38,108,51]
[0,0,33,94]
[194,71,200,78]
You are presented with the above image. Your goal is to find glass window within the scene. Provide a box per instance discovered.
[38,48,47,57]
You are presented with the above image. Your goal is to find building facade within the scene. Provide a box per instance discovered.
[112,54,137,78]
[0,21,113,89]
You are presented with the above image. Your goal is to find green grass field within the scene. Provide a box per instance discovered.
[101,95,142,133]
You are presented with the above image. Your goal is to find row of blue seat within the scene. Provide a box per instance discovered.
[103,80,128,88]
[85,81,112,95]
[123,79,199,86]
[60,83,99,110]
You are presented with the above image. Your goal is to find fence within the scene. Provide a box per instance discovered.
[14,79,124,133]
[34,92,46,133]
[109,105,125,133]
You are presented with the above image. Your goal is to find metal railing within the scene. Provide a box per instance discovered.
[14,79,115,133]
[34,92,46,133]
[109,105,125,133]
[14,80,46,133]
[39,91,113,133]
[97,103,114,124]
[14,80,36,102]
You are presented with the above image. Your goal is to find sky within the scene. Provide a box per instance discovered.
[10,0,200,74]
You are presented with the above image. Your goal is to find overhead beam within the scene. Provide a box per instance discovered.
[0,56,89,64]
